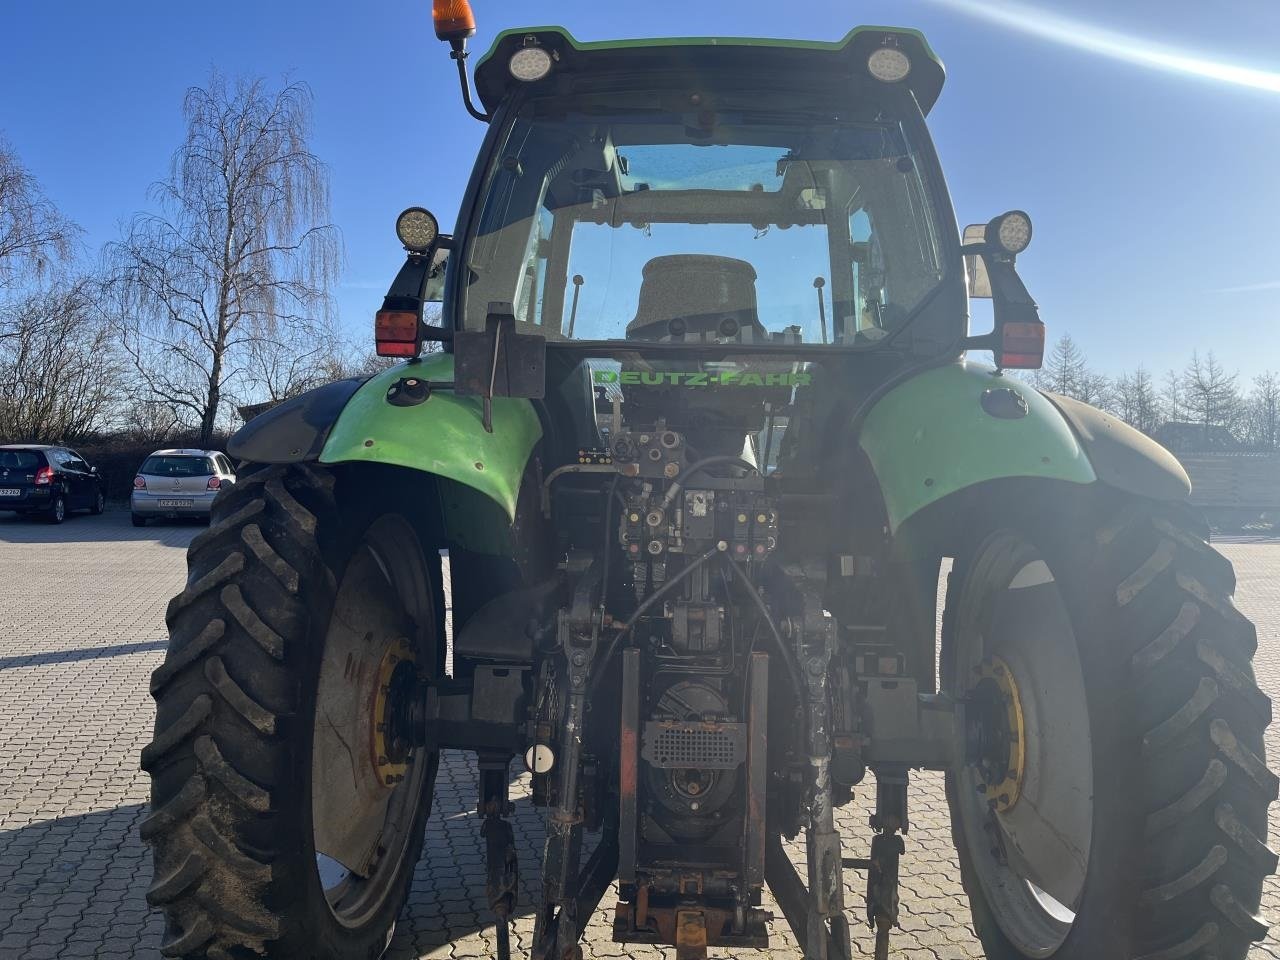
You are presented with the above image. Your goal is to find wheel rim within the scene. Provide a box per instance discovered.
[96,493,104,512]
[952,533,1093,957]
[310,515,437,929]
[54,498,64,521]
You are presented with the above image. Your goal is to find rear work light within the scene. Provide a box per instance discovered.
[35,466,54,485]
[999,321,1046,370]
[375,309,422,358]
[207,476,221,491]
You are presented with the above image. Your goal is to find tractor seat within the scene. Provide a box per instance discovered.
[626,254,767,341]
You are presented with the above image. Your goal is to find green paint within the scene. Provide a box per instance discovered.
[320,353,542,522]
[858,361,1096,533]
[478,25,942,69]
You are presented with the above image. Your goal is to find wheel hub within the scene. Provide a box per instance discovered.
[965,656,1026,813]
[371,638,417,785]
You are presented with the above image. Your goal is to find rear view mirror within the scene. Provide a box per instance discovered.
[424,246,449,303]
[962,223,991,298]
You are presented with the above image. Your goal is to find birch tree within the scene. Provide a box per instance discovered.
[0,137,80,295]
[107,73,340,446]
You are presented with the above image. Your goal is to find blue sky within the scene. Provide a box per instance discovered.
[3,0,1277,380]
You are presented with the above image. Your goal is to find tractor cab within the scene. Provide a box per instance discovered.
[378,16,1045,485]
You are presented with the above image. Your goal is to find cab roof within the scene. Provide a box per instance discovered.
[475,26,945,115]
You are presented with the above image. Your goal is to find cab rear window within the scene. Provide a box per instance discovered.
[0,451,43,470]
[140,456,215,477]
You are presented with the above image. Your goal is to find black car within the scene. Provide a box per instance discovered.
[0,445,106,523]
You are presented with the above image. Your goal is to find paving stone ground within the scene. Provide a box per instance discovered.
[0,509,1276,959]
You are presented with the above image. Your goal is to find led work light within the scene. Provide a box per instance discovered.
[395,207,439,254]
[989,210,1033,255]
[509,45,554,82]
[868,46,911,82]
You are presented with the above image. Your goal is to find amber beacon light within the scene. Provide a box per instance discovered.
[433,0,477,45]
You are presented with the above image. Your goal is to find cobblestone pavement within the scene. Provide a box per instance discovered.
[0,511,1276,959]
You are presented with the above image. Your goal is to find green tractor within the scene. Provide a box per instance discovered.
[141,5,1275,959]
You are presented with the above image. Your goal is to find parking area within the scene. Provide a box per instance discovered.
[0,508,1277,959]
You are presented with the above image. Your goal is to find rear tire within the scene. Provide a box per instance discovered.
[943,497,1274,960]
[141,463,442,959]
[91,490,105,515]
[132,514,147,527]
[47,494,66,524]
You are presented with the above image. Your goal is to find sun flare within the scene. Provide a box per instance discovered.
[924,0,1280,94]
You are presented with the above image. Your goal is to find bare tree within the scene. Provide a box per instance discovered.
[1161,369,1184,424]
[1033,334,1111,407]
[0,279,122,440]
[240,312,343,404]
[106,73,340,447]
[1244,371,1280,451]
[0,137,81,295]
[1181,351,1241,449]
[1112,367,1161,435]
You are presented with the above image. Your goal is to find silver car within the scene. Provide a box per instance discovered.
[131,449,236,526]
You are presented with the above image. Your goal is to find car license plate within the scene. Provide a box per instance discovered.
[158,499,193,508]
[0,488,19,497]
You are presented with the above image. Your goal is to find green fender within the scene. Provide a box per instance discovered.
[320,354,542,523]
[858,361,1097,533]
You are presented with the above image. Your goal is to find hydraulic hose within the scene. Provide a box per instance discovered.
[660,455,759,511]
[722,559,807,709]
[587,543,723,696]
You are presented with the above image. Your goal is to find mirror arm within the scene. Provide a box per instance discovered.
[381,243,456,344]
[961,331,999,352]
[960,253,1040,353]
[384,250,435,301]
[985,255,1035,309]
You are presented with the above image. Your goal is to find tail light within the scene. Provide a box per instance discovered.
[35,466,54,485]
[207,476,221,491]
[375,309,422,358]
[998,321,1045,370]
[133,475,147,490]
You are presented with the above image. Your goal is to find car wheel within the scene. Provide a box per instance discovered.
[132,514,147,528]
[91,490,106,515]
[48,495,66,524]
